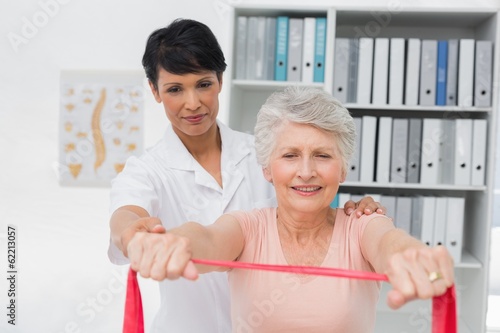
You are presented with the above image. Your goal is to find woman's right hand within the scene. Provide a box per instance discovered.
[125,221,199,281]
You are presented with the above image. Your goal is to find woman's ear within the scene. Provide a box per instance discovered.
[148,80,162,103]
[263,167,273,184]
[218,74,223,93]
[340,168,347,183]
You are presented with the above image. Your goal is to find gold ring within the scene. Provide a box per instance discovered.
[428,271,443,283]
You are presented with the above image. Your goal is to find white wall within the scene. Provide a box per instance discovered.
[0,0,498,332]
[0,1,235,332]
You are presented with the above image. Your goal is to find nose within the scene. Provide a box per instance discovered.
[297,157,317,180]
[184,89,201,110]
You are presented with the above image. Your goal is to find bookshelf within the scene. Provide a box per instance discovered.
[226,4,498,333]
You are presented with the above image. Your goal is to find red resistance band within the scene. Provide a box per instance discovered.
[123,258,457,333]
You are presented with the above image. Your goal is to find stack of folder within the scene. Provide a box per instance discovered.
[235,16,327,83]
[334,193,465,264]
[345,116,487,186]
[332,38,493,107]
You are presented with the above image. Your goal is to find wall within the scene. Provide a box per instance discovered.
[0,1,236,331]
[0,0,498,332]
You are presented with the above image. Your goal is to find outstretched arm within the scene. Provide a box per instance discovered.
[126,214,245,281]
[361,217,454,309]
[110,205,162,257]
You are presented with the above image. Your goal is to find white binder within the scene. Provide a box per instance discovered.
[333,38,350,103]
[254,16,267,80]
[389,38,405,105]
[405,38,421,106]
[439,119,456,185]
[419,40,438,106]
[420,119,442,185]
[245,16,258,80]
[471,119,487,186]
[357,38,374,104]
[421,196,436,246]
[375,117,392,183]
[458,39,475,107]
[381,195,397,220]
[301,17,316,84]
[367,193,382,203]
[390,118,409,183]
[359,116,377,182]
[263,17,277,81]
[347,39,359,103]
[372,38,389,105]
[407,118,422,183]
[235,16,247,80]
[446,39,459,105]
[287,18,304,82]
[445,197,465,263]
[346,117,362,182]
[395,196,412,234]
[454,119,473,185]
[433,197,447,247]
[474,40,493,107]
[411,196,423,238]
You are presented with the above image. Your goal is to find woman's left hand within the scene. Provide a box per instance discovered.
[385,245,455,309]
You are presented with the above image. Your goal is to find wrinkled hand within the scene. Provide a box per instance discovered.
[344,196,386,217]
[385,245,454,309]
[125,222,198,281]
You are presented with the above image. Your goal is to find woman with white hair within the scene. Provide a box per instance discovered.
[127,86,454,332]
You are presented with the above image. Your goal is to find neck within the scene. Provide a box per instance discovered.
[276,208,335,242]
[276,207,336,267]
[176,123,221,159]
[174,123,223,187]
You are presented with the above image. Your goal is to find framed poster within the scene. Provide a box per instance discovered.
[58,70,145,186]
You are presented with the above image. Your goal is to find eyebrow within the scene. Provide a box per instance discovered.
[278,146,336,152]
[161,75,216,87]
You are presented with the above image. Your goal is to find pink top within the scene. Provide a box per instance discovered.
[227,207,385,333]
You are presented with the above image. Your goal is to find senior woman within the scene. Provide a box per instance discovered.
[128,86,454,332]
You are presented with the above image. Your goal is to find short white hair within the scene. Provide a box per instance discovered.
[254,86,356,173]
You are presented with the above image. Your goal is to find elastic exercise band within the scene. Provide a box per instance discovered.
[123,259,456,333]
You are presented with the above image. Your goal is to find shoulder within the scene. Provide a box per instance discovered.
[119,125,187,174]
[226,207,276,233]
[335,209,392,236]
[110,134,171,189]
[226,207,274,222]
[142,133,173,160]
[118,148,162,177]
[218,122,263,175]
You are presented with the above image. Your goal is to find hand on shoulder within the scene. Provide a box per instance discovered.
[343,196,386,217]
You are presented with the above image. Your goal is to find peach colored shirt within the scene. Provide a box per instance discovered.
[227,207,385,333]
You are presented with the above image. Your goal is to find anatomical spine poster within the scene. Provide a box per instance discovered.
[58,70,144,186]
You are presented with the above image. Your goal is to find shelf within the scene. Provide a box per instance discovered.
[344,103,492,113]
[336,9,496,29]
[456,250,482,269]
[340,182,487,192]
[232,79,324,91]
[229,6,496,332]
[234,5,328,17]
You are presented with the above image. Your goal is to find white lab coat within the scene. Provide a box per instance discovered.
[108,120,275,332]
